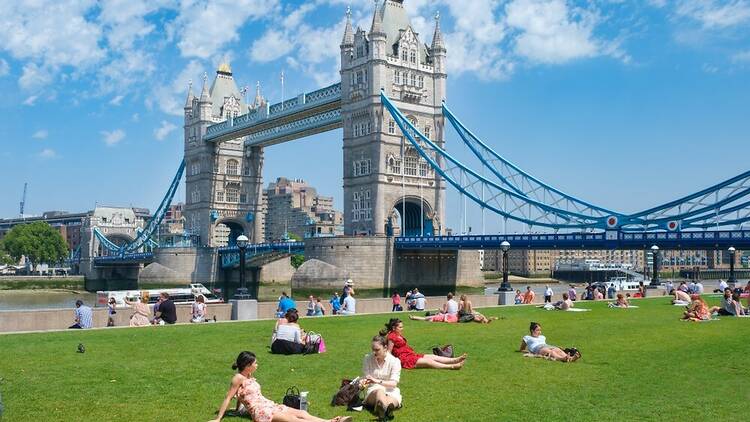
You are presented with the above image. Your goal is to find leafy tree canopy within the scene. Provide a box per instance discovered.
[2,222,68,265]
[290,254,305,269]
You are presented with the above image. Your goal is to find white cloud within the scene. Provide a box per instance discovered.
[18,63,54,91]
[732,50,750,63]
[38,148,57,159]
[0,58,9,77]
[505,0,601,64]
[701,62,719,73]
[250,30,295,63]
[132,113,140,122]
[675,0,750,29]
[23,95,39,106]
[110,95,125,106]
[101,129,126,146]
[32,130,48,140]
[175,0,280,59]
[154,120,178,141]
[154,59,205,116]
[98,0,168,50]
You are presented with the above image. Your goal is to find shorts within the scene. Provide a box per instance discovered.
[717,309,734,316]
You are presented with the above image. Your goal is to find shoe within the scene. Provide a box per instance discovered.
[384,403,396,420]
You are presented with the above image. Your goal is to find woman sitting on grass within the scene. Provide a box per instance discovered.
[519,322,580,362]
[381,318,466,370]
[362,335,402,421]
[209,351,352,422]
[125,292,151,327]
[409,293,459,323]
[671,289,691,304]
[608,293,630,308]
[271,309,307,355]
[458,295,497,323]
[682,294,711,321]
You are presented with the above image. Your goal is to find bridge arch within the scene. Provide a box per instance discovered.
[214,217,249,247]
[390,196,434,237]
[96,233,134,256]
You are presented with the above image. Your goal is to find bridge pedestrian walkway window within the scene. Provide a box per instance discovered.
[226,187,239,203]
[226,159,239,176]
[389,120,395,134]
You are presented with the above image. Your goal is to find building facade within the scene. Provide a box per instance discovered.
[340,0,447,237]
[263,177,343,242]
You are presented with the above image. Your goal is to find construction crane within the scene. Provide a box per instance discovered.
[19,182,27,217]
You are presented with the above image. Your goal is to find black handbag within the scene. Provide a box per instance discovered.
[283,386,301,409]
[432,344,454,358]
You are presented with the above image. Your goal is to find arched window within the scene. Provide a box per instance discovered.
[404,147,418,176]
[424,126,431,139]
[226,159,239,176]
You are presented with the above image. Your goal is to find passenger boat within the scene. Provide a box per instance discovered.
[96,283,223,307]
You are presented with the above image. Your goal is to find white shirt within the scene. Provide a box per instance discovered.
[342,295,356,313]
[523,334,548,354]
[415,297,426,310]
[445,299,458,315]
[275,324,302,343]
[545,287,553,296]
[695,283,704,294]
[719,280,729,290]
[362,353,402,405]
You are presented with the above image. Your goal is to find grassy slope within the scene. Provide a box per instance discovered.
[0,296,748,421]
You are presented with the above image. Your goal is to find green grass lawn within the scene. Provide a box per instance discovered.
[0,296,748,421]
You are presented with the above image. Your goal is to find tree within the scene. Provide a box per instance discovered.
[0,239,14,265]
[2,222,68,265]
[290,254,305,269]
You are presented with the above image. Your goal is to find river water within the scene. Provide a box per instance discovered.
[0,290,99,311]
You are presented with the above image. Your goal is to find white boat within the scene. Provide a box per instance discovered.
[97,283,223,307]
[607,277,642,291]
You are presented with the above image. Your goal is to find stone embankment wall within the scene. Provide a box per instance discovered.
[0,303,233,333]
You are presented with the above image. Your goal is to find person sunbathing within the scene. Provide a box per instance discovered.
[549,292,574,310]
[672,289,691,304]
[519,322,580,362]
[609,293,630,308]
[209,351,352,422]
[682,294,711,321]
[381,318,466,370]
[409,293,459,323]
[458,294,497,323]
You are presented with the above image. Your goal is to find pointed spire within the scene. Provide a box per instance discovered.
[199,72,210,102]
[341,6,354,46]
[370,0,383,36]
[252,81,265,109]
[184,79,194,108]
[431,11,446,52]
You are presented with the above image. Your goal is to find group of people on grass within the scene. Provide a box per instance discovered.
[681,287,748,321]
[71,291,202,329]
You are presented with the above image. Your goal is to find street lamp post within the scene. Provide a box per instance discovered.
[649,245,660,288]
[728,246,736,287]
[234,234,250,299]
[498,241,512,291]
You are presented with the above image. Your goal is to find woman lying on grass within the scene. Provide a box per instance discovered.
[519,322,580,362]
[409,293,459,323]
[208,351,352,422]
[381,318,466,370]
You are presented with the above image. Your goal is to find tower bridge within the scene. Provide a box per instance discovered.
[81,0,750,293]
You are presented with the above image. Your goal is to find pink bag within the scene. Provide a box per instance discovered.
[318,336,327,353]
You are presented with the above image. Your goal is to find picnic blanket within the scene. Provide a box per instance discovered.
[566,308,590,312]
[673,300,689,306]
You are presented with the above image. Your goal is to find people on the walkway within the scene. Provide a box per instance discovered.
[329,292,341,315]
[522,286,536,304]
[714,279,729,293]
[192,294,207,323]
[664,280,674,296]
[340,279,355,304]
[391,292,402,312]
[607,283,616,299]
[362,335,402,421]
[408,293,458,323]
[568,285,577,301]
[381,318,466,370]
[276,292,296,318]
[69,299,93,329]
[519,322,580,362]
[154,292,177,325]
[544,285,553,303]
[514,290,523,305]
[340,291,356,315]
[637,281,647,298]
[107,297,117,327]
[405,290,415,310]
[208,351,352,422]
[126,292,151,327]
[594,289,604,300]
[458,294,496,323]
[313,297,325,316]
[271,309,306,355]
[306,295,316,317]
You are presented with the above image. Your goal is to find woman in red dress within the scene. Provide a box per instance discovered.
[380,318,466,370]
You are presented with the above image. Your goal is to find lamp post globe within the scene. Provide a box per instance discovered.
[649,245,660,288]
[498,241,512,292]
[728,246,737,286]
[235,234,250,299]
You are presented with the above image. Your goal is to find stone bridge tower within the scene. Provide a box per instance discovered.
[183,64,265,247]
[340,0,447,237]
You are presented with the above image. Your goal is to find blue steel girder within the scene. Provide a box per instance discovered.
[93,252,154,265]
[441,102,750,231]
[204,83,342,145]
[395,230,750,250]
[382,93,607,230]
[219,241,305,269]
[442,104,620,223]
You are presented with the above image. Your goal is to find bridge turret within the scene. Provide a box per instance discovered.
[198,73,212,122]
[183,80,194,120]
[430,12,447,102]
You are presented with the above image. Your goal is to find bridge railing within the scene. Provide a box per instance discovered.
[93,252,154,263]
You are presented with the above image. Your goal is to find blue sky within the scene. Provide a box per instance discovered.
[0,0,749,234]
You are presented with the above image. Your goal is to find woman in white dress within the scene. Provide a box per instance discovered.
[362,335,402,421]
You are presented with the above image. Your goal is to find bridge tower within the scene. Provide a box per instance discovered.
[341,0,446,236]
[183,64,265,247]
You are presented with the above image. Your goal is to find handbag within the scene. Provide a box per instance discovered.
[432,344,454,358]
[283,386,302,409]
[331,379,361,407]
[303,332,321,355]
